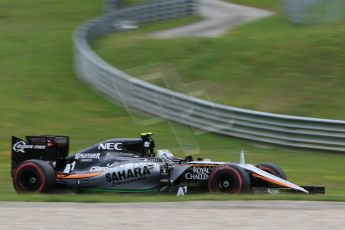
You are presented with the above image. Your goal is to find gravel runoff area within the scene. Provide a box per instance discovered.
[1,201,344,229]
[151,0,274,38]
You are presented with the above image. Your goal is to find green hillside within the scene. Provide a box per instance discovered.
[0,0,344,201]
[94,15,345,120]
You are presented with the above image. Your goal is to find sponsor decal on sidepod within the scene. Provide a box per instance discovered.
[106,166,151,182]
[185,167,210,180]
[90,163,113,172]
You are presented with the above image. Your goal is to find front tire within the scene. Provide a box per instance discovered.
[253,162,287,188]
[13,160,56,193]
[208,164,250,193]
[256,163,287,180]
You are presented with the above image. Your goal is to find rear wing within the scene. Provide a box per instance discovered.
[11,135,69,176]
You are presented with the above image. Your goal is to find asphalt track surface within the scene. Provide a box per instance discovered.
[152,0,274,38]
[1,201,344,229]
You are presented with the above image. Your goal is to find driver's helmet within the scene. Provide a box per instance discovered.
[157,149,174,163]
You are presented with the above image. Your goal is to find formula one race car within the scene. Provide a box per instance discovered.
[11,133,324,194]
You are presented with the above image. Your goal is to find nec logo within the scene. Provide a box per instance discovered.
[98,143,122,151]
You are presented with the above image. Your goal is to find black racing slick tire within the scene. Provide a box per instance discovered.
[13,160,56,193]
[256,163,287,180]
[208,164,250,194]
[253,163,287,188]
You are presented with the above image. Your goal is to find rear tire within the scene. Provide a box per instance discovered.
[13,160,56,193]
[208,164,250,193]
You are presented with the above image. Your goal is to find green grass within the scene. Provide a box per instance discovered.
[94,16,345,119]
[0,0,344,202]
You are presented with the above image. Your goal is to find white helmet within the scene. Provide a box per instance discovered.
[157,149,174,163]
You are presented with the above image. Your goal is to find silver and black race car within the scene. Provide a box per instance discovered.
[11,133,324,194]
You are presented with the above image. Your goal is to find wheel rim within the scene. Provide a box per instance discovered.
[18,168,42,192]
[216,173,235,192]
